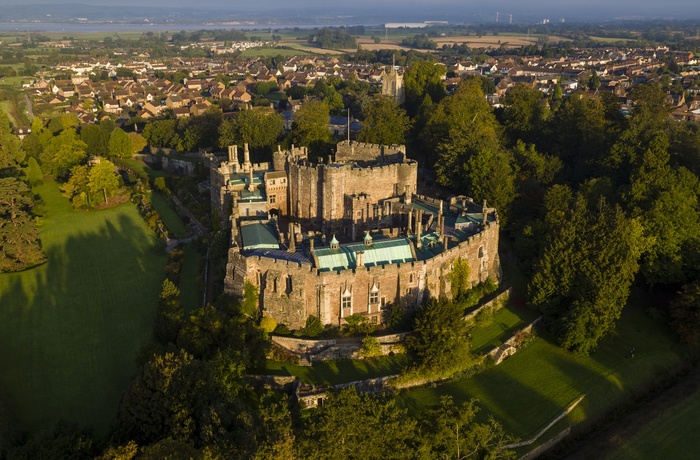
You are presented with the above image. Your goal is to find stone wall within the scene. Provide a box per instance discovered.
[487,317,540,365]
[161,157,197,176]
[225,218,501,329]
[335,140,406,164]
[464,287,512,321]
[287,160,417,228]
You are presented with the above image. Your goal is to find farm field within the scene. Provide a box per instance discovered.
[0,180,166,437]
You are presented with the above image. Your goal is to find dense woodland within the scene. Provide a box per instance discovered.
[2,28,700,456]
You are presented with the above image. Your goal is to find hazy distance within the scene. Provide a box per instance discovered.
[0,0,697,22]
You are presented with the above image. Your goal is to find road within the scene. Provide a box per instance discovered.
[24,93,33,119]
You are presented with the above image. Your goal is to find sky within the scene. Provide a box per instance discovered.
[0,0,698,21]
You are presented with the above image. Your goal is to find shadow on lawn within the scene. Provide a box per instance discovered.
[0,212,165,440]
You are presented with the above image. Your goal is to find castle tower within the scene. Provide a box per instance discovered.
[272,145,286,171]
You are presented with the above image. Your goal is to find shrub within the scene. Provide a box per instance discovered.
[359,335,382,358]
[260,316,277,334]
[304,315,323,338]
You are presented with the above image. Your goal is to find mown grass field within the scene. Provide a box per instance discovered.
[149,191,187,238]
[0,180,166,437]
[397,302,683,444]
[605,386,700,459]
[470,302,540,354]
[180,245,203,314]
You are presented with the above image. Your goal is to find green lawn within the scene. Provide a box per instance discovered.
[470,303,540,353]
[261,354,409,385]
[398,303,683,442]
[0,181,166,438]
[149,191,188,238]
[120,157,172,181]
[606,387,700,459]
[180,245,203,314]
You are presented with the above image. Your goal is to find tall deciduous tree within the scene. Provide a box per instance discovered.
[289,100,331,158]
[403,59,445,116]
[0,111,24,170]
[40,128,88,177]
[88,160,121,204]
[218,109,284,157]
[428,78,515,216]
[502,83,550,146]
[108,127,132,159]
[295,388,417,460]
[420,396,516,459]
[357,95,411,145]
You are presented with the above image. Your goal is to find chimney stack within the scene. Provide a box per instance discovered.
[228,145,238,163]
[287,222,296,253]
[355,251,365,268]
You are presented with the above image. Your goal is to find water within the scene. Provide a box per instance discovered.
[0,22,341,33]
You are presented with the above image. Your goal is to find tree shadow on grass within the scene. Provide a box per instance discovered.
[0,209,166,441]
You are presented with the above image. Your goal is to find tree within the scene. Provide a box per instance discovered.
[502,84,550,146]
[670,279,700,347]
[80,124,109,157]
[108,127,132,159]
[218,109,284,158]
[24,157,43,186]
[357,96,411,145]
[529,188,646,354]
[403,59,446,116]
[296,388,417,460]
[289,100,331,158]
[0,177,46,272]
[88,160,121,204]
[428,78,512,214]
[40,128,88,177]
[420,396,516,459]
[128,132,148,155]
[61,164,91,208]
[405,298,473,374]
[0,111,24,170]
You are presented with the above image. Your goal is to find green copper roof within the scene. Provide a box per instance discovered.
[241,222,280,251]
[314,237,414,272]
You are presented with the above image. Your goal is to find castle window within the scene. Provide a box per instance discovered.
[269,195,277,204]
[409,273,414,283]
[478,246,484,258]
[341,294,352,316]
[286,275,293,295]
[270,179,275,185]
[369,291,379,305]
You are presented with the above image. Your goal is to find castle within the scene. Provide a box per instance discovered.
[210,141,500,330]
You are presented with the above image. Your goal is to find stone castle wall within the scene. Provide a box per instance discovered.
[288,160,417,225]
[335,140,406,164]
[224,219,500,330]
